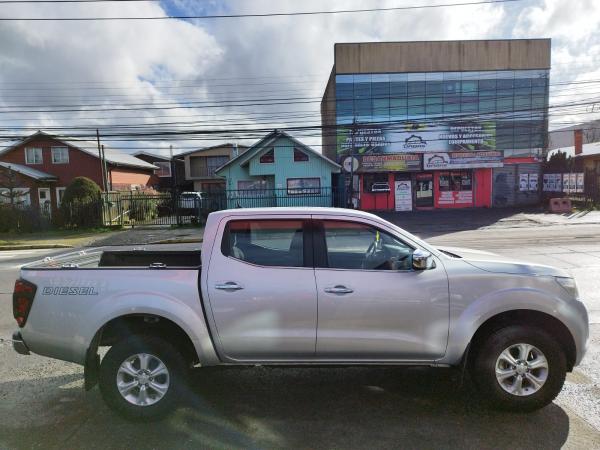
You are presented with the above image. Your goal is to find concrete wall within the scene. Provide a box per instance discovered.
[321,68,337,162]
[334,39,551,74]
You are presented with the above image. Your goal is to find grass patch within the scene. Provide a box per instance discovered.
[0,228,118,247]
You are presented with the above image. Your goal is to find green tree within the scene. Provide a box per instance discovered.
[544,150,572,172]
[60,177,102,228]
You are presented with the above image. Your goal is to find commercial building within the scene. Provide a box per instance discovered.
[321,39,550,211]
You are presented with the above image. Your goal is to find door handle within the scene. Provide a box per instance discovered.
[215,282,243,291]
[324,285,353,294]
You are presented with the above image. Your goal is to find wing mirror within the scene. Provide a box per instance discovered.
[412,249,435,270]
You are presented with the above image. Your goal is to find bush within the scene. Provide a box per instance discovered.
[59,177,102,228]
[0,204,50,232]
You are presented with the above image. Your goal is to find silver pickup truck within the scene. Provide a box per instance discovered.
[12,207,589,419]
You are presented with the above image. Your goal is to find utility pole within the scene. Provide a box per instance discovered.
[169,145,177,193]
[101,145,109,191]
[96,129,106,191]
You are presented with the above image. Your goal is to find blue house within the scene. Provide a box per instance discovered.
[215,130,341,208]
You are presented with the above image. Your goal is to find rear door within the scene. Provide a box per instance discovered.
[205,216,317,361]
[312,217,449,361]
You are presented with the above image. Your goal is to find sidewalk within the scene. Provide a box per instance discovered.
[89,208,600,247]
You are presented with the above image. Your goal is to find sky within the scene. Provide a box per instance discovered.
[0,0,599,156]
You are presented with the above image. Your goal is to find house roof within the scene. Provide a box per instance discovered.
[0,161,58,181]
[0,131,159,170]
[548,141,600,159]
[132,151,171,162]
[215,130,341,174]
[173,143,249,158]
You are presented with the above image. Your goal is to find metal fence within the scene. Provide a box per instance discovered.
[100,187,344,227]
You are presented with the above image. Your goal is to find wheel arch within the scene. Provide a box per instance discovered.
[467,309,577,371]
[84,313,199,391]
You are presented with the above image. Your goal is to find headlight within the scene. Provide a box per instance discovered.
[555,277,579,299]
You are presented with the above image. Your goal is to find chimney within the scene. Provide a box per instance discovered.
[232,143,238,158]
[574,129,583,155]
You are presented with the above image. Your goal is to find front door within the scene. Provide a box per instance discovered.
[206,217,317,361]
[38,188,51,217]
[415,173,434,208]
[313,218,449,361]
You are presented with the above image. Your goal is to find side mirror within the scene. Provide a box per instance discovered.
[412,249,434,270]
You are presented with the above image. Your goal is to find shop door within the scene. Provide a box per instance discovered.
[415,174,434,208]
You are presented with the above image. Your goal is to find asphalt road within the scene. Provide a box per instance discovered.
[0,225,599,449]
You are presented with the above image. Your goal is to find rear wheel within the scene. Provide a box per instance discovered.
[470,325,566,412]
[99,335,188,420]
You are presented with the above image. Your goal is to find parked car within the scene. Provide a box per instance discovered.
[371,182,391,192]
[12,207,588,419]
[178,191,204,212]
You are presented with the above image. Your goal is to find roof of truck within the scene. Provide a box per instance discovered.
[208,207,381,220]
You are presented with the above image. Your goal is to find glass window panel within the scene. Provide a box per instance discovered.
[408,81,426,96]
[322,221,413,271]
[461,81,478,95]
[426,81,443,95]
[223,219,304,267]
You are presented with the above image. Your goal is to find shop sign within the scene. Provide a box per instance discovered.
[437,190,473,206]
[337,121,496,155]
[423,151,503,170]
[394,180,412,211]
[343,153,421,173]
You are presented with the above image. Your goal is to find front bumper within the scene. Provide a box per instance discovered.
[12,331,30,355]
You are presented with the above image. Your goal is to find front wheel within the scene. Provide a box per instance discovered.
[470,325,567,412]
[99,335,189,420]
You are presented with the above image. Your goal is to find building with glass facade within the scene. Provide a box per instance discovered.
[321,39,550,211]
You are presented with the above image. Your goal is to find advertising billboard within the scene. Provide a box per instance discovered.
[423,151,503,170]
[342,154,421,173]
[337,121,496,155]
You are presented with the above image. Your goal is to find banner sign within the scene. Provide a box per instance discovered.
[528,173,539,191]
[423,151,503,170]
[337,121,496,155]
[345,153,421,173]
[394,180,412,211]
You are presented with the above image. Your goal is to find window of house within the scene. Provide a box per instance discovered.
[51,147,69,164]
[222,219,304,267]
[286,178,320,195]
[293,148,309,162]
[0,188,31,207]
[259,149,274,164]
[56,187,66,207]
[154,161,171,177]
[206,156,229,176]
[237,179,269,191]
[322,221,413,271]
[25,148,43,164]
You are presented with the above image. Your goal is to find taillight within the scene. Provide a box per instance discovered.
[13,279,37,328]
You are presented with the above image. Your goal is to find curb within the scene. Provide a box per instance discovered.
[0,244,73,251]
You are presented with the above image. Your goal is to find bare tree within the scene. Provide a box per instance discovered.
[0,166,30,209]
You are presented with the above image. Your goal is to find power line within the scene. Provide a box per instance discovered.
[0,0,523,21]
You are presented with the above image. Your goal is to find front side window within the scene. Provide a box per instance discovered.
[259,149,274,164]
[222,219,304,267]
[51,147,69,164]
[25,148,42,164]
[287,178,320,195]
[322,221,413,271]
[56,187,66,207]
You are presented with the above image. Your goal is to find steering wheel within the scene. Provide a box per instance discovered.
[362,240,389,270]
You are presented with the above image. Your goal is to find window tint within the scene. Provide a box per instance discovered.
[223,220,304,267]
[322,221,413,271]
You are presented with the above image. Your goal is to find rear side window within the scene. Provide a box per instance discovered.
[222,219,305,267]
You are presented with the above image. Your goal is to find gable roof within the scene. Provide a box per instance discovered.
[0,161,58,181]
[215,130,341,174]
[0,131,158,171]
[174,143,249,158]
[132,151,171,162]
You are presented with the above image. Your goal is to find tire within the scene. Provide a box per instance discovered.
[470,325,567,412]
[99,335,189,421]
